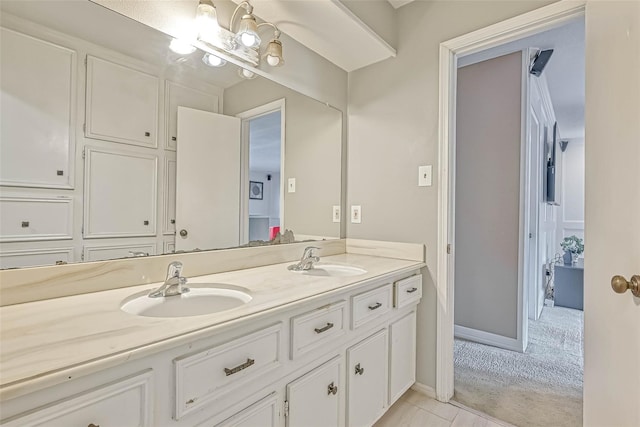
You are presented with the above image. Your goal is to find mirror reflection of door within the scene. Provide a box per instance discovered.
[238,100,285,245]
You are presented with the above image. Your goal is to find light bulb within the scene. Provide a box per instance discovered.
[238,68,256,79]
[169,38,196,55]
[240,32,257,48]
[266,55,280,66]
[196,0,220,42]
[202,53,226,67]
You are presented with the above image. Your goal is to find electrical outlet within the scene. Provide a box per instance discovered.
[351,205,362,224]
[288,178,296,193]
[418,165,432,187]
[332,206,341,223]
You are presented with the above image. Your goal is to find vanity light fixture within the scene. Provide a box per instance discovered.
[258,24,284,67]
[169,38,196,55]
[230,2,261,48]
[196,0,220,43]
[202,53,226,67]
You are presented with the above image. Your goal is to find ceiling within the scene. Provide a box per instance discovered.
[249,111,282,173]
[459,19,585,140]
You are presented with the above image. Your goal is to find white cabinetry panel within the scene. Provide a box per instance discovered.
[286,356,341,427]
[0,196,73,242]
[212,392,278,427]
[83,243,157,262]
[0,28,76,189]
[165,81,219,150]
[351,284,392,329]
[164,156,177,235]
[0,247,73,269]
[389,311,416,404]
[84,147,157,238]
[290,301,346,359]
[86,56,158,147]
[347,329,388,427]
[2,370,153,427]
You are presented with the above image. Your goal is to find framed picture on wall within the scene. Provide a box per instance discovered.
[249,181,263,200]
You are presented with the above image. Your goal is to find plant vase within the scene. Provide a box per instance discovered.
[563,250,573,265]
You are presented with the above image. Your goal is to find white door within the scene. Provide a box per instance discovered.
[175,107,241,251]
[583,3,639,426]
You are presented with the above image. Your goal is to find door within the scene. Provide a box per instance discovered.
[286,356,341,427]
[583,3,639,426]
[389,311,416,404]
[346,329,388,427]
[175,107,241,251]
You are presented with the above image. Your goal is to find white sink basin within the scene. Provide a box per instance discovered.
[120,284,252,318]
[296,263,367,277]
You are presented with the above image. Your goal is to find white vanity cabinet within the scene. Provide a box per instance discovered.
[165,81,219,151]
[0,28,76,189]
[346,330,388,427]
[286,357,342,427]
[389,311,417,404]
[85,56,159,148]
[211,393,279,427]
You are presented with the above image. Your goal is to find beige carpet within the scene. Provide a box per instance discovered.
[453,306,583,427]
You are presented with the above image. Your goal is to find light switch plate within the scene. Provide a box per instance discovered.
[418,165,432,187]
[332,206,341,223]
[351,205,362,224]
[288,178,296,193]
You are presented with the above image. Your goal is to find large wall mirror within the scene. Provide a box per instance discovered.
[0,0,343,269]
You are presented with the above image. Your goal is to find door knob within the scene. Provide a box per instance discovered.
[611,275,640,297]
[179,229,188,237]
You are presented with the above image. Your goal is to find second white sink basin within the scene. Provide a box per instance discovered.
[298,263,367,277]
[120,284,252,318]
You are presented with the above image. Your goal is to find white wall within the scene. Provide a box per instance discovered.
[347,0,555,388]
[556,138,585,251]
[453,52,523,340]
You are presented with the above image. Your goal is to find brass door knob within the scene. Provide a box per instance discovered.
[179,229,188,237]
[611,275,640,297]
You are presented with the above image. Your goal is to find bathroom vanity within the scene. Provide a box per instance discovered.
[0,240,425,427]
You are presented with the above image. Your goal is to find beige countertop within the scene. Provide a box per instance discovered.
[0,253,424,400]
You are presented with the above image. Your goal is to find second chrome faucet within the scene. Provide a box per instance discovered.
[288,246,321,271]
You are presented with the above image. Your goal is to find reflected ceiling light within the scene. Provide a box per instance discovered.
[169,38,196,55]
[202,53,226,67]
[238,68,257,80]
[196,0,220,43]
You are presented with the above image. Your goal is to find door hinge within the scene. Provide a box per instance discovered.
[447,244,452,254]
[84,56,87,66]
[81,252,85,261]
[284,400,289,418]
[82,148,85,159]
[82,123,86,133]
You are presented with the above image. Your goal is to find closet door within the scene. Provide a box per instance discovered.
[165,81,219,150]
[86,56,159,148]
[84,147,157,238]
[0,28,76,189]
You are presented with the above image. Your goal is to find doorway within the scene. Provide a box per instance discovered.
[237,99,285,245]
[438,5,586,427]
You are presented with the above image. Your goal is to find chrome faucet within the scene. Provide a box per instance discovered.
[149,261,190,298]
[288,246,321,271]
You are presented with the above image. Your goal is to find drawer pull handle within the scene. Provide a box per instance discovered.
[224,358,255,376]
[21,221,29,228]
[355,363,364,375]
[88,424,100,427]
[314,322,334,334]
[172,136,177,141]
[406,287,418,293]
[327,382,338,395]
[368,302,382,310]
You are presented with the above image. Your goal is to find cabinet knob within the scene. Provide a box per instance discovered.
[170,219,176,224]
[327,382,338,395]
[171,136,177,141]
[144,131,151,137]
[355,363,364,375]
[179,229,188,237]
[57,170,64,176]
[143,220,149,225]
[21,221,29,228]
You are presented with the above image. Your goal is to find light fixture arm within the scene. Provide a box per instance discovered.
[230,1,254,32]
[257,22,281,40]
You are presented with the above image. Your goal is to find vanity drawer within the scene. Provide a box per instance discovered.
[2,371,153,427]
[351,284,393,329]
[291,301,346,359]
[394,274,422,308]
[0,196,73,242]
[174,323,282,419]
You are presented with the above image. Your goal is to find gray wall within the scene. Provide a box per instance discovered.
[347,0,555,388]
[225,77,342,239]
[454,52,523,339]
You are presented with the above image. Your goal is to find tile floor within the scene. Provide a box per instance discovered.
[374,389,512,427]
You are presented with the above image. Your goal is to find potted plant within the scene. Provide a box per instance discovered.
[560,235,584,265]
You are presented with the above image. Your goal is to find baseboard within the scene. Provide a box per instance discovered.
[454,325,524,353]
[410,382,437,399]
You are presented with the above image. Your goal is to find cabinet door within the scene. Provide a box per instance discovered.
[0,247,73,269]
[212,393,278,427]
[286,356,341,427]
[84,147,157,238]
[389,311,417,404]
[86,56,158,147]
[165,81,219,150]
[1,28,76,188]
[347,329,388,427]
[163,156,177,234]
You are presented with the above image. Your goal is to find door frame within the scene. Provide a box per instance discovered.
[236,98,286,244]
[435,0,586,402]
